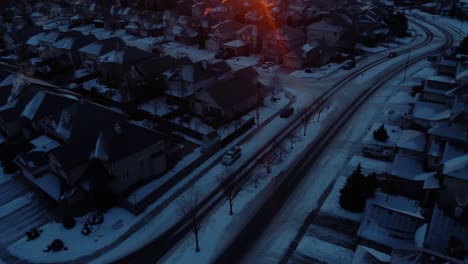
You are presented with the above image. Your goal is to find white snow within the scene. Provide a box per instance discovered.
[290,62,346,79]
[9,208,135,263]
[296,236,354,264]
[320,176,364,222]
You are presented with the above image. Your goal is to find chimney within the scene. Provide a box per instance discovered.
[114,124,122,134]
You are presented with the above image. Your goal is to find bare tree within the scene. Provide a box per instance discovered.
[316,98,327,123]
[216,169,249,216]
[250,170,268,189]
[177,188,206,252]
[302,106,313,137]
[261,151,277,174]
[273,139,289,162]
[286,133,300,150]
[269,75,282,99]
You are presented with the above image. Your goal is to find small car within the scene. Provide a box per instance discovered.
[222,146,241,166]
[280,107,294,118]
[387,51,397,58]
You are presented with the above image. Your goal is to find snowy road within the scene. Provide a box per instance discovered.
[227,17,453,264]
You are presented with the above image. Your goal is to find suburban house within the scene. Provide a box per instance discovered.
[131,55,192,94]
[206,20,246,51]
[97,46,156,95]
[307,19,344,44]
[422,75,458,104]
[262,26,306,64]
[36,30,84,60]
[52,33,97,68]
[0,80,59,138]
[78,37,126,73]
[190,66,259,123]
[166,60,232,99]
[15,99,173,210]
[357,193,427,254]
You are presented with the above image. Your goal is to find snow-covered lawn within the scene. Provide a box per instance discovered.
[295,236,354,264]
[9,208,135,263]
[320,176,363,222]
[290,62,345,79]
[0,193,33,218]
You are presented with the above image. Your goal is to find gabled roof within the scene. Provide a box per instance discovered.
[78,37,125,56]
[134,55,190,79]
[21,90,79,122]
[39,30,83,45]
[51,100,127,142]
[98,46,155,65]
[52,34,97,51]
[91,121,164,163]
[197,66,258,111]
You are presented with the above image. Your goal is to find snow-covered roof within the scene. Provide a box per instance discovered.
[426,75,456,84]
[25,172,63,200]
[26,32,46,47]
[442,142,468,180]
[30,135,60,152]
[396,130,426,153]
[223,39,247,48]
[391,154,425,181]
[411,100,450,121]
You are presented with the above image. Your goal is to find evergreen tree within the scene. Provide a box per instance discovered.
[373,124,389,142]
[339,163,367,212]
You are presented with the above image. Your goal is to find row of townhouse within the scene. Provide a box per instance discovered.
[354,54,468,263]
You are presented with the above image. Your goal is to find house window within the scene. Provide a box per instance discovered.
[122,172,129,182]
[387,210,393,215]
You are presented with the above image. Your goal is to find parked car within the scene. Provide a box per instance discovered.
[343,60,356,70]
[387,51,397,58]
[222,146,241,166]
[262,61,275,69]
[280,106,294,118]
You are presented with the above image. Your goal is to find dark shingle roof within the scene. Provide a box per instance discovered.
[93,121,164,163]
[201,66,258,110]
